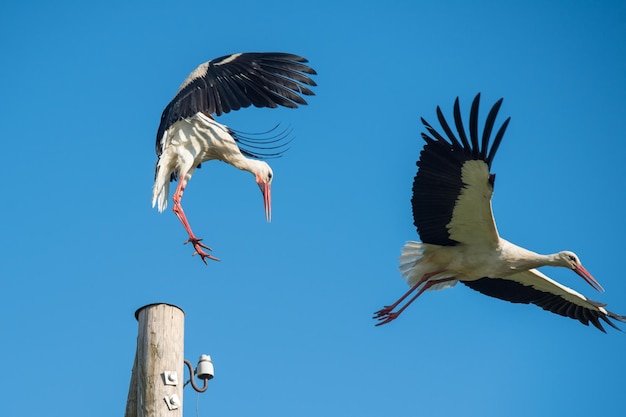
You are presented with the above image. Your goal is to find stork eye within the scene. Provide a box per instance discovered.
[567,255,576,262]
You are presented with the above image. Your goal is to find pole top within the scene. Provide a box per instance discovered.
[134,303,185,320]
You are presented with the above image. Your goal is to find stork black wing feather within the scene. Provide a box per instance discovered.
[436,106,462,149]
[412,94,508,246]
[453,97,471,150]
[486,117,510,167]
[462,278,625,332]
[155,52,316,156]
[481,98,504,160]
[468,94,481,159]
[421,118,448,144]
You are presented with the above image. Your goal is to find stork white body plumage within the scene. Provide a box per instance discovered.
[374,94,625,332]
[152,52,316,263]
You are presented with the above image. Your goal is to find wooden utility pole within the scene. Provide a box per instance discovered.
[125,303,185,417]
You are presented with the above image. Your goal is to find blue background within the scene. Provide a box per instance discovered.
[2,1,625,416]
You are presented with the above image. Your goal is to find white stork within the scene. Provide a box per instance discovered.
[374,94,626,332]
[152,52,316,263]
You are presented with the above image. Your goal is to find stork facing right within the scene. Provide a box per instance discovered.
[374,94,625,332]
[152,52,317,263]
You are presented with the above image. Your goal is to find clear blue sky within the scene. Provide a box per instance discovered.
[2,1,625,416]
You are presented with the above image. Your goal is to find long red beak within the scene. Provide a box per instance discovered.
[259,180,271,222]
[574,264,604,293]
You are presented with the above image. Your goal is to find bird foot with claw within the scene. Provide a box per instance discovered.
[373,307,398,326]
[184,237,220,264]
[375,313,399,326]
[373,306,392,318]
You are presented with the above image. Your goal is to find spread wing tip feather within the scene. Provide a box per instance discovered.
[155,51,317,155]
[419,93,508,168]
[462,277,625,333]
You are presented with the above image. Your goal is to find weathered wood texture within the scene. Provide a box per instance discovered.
[125,304,185,417]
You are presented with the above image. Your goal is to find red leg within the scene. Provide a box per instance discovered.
[171,178,220,264]
[373,270,444,319]
[374,275,455,326]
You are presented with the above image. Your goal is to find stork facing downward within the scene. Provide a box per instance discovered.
[152,52,316,263]
[374,94,625,332]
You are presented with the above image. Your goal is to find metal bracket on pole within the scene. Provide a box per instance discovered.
[163,371,179,386]
[164,394,181,410]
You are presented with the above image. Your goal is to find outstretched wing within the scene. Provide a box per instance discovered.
[463,270,626,332]
[156,52,317,155]
[412,93,510,247]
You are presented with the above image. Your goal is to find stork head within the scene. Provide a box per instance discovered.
[254,162,273,222]
[559,251,604,293]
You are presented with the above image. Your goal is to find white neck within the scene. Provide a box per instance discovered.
[520,253,563,270]
[229,156,264,176]
[501,240,563,270]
